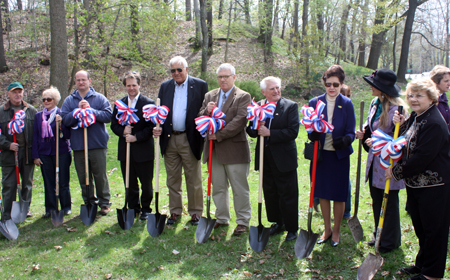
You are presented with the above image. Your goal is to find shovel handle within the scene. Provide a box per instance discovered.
[125,99,131,190]
[13,134,20,186]
[56,121,60,196]
[155,98,161,193]
[84,127,89,186]
[354,101,365,217]
[258,100,266,204]
[207,140,213,197]
[309,140,319,208]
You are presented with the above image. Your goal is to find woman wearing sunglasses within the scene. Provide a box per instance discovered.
[355,69,407,253]
[32,87,72,218]
[308,65,356,247]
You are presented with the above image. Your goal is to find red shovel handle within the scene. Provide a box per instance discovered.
[309,140,319,208]
[207,139,213,197]
[13,134,20,185]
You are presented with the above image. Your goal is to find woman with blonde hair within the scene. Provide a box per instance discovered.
[429,65,450,131]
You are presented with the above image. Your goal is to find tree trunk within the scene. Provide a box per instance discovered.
[273,0,279,34]
[243,0,251,24]
[194,0,202,45]
[301,0,309,77]
[2,0,11,32]
[200,0,208,74]
[0,6,8,73]
[207,1,213,55]
[258,0,273,61]
[186,0,192,20]
[130,4,141,55]
[218,0,223,19]
[397,0,418,83]
[338,0,351,63]
[82,0,94,67]
[49,0,68,103]
[281,0,289,39]
[358,0,368,66]
[224,0,233,62]
[17,0,23,10]
[393,13,397,72]
[366,3,387,70]
[292,0,299,49]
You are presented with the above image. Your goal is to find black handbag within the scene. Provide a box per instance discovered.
[303,141,322,162]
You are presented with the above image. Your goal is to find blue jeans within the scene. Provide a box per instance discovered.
[314,179,351,218]
[39,152,72,213]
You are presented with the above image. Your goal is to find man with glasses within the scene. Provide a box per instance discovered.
[0,82,37,220]
[199,63,252,236]
[153,56,208,225]
[61,70,113,216]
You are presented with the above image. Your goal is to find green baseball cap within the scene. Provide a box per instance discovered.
[7,82,24,91]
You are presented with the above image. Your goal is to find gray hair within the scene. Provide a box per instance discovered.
[169,56,188,68]
[260,76,281,90]
[216,63,236,75]
[42,86,61,104]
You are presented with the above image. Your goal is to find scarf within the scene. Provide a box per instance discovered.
[42,107,57,140]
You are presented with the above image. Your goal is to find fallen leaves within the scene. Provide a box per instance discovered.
[172,249,179,255]
[66,227,77,232]
[53,246,62,250]
[32,264,41,271]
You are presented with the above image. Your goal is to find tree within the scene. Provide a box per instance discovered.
[258,0,273,61]
[186,0,191,20]
[49,0,68,102]
[194,0,202,46]
[200,0,208,74]
[0,5,7,73]
[130,3,142,55]
[207,1,212,55]
[338,0,352,64]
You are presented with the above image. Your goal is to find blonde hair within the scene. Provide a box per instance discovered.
[430,65,450,86]
[406,77,439,105]
[42,86,61,104]
[378,93,409,129]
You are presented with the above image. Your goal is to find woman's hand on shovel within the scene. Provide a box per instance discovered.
[385,168,393,180]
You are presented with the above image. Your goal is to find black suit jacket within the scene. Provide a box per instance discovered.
[158,76,208,160]
[246,97,299,173]
[111,94,155,162]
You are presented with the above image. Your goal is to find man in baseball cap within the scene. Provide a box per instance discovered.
[7,82,24,91]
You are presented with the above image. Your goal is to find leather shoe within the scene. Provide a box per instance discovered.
[140,212,150,220]
[100,206,111,216]
[233,224,248,236]
[317,232,332,244]
[285,231,297,241]
[401,265,422,275]
[64,210,72,215]
[167,213,180,225]
[190,214,200,225]
[43,213,51,218]
[214,222,228,229]
[269,223,285,236]
[27,211,33,218]
[368,239,376,246]
[407,275,427,280]
[331,240,339,247]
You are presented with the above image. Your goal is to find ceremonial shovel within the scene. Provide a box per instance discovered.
[11,134,29,224]
[80,127,97,225]
[51,121,64,227]
[347,101,364,242]
[357,106,403,280]
[0,193,19,240]
[148,98,167,237]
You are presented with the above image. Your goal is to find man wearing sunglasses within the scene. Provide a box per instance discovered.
[0,82,37,220]
[153,56,208,225]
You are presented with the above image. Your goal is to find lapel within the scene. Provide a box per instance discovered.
[271,98,285,128]
[166,79,176,112]
[222,86,237,113]
[186,77,194,113]
[332,94,343,131]
[210,88,221,109]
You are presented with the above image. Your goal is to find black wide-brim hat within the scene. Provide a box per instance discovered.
[363,69,401,97]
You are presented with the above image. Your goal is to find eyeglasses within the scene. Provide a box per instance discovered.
[125,71,137,75]
[407,94,427,99]
[325,82,341,88]
[218,75,233,80]
[170,68,183,73]
[42,98,53,102]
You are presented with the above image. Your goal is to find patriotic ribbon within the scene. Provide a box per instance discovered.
[7,110,26,135]
[246,98,276,130]
[142,104,169,125]
[114,100,139,126]
[72,107,96,129]
[372,129,407,169]
[195,107,226,137]
[300,100,334,133]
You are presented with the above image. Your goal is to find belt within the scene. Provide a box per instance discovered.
[172,130,186,135]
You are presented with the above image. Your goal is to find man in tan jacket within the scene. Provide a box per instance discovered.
[198,63,252,236]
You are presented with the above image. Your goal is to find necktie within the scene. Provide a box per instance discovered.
[220,92,227,109]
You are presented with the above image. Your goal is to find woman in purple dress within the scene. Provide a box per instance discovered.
[430,65,450,131]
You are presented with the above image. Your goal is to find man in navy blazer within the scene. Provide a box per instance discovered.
[246,77,300,242]
[111,72,155,220]
[153,56,208,225]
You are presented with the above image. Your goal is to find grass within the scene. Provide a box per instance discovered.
[1,90,449,279]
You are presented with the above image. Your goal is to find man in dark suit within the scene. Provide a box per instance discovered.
[246,76,300,242]
[111,72,155,220]
[153,56,208,225]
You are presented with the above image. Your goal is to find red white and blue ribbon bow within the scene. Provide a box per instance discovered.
[72,107,96,129]
[7,110,26,135]
[372,129,407,169]
[142,104,169,125]
[114,100,139,126]
[246,98,276,130]
[300,100,334,133]
[195,107,226,137]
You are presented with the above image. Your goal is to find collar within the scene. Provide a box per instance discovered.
[220,85,235,97]
[173,75,189,87]
[4,100,29,110]
[128,92,141,105]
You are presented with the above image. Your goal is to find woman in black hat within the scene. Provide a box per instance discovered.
[355,69,408,252]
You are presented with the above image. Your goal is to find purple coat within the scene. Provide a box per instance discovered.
[364,98,405,190]
[437,93,450,132]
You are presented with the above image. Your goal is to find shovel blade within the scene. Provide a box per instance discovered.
[249,225,271,252]
[50,210,64,227]
[0,219,19,240]
[116,208,135,230]
[196,216,216,244]
[147,213,167,237]
[295,228,319,259]
[80,203,97,226]
[347,215,364,243]
[357,252,384,280]
[11,200,29,224]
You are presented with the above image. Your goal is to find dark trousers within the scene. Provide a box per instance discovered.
[407,185,450,278]
[262,149,298,232]
[39,152,72,213]
[120,159,153,213]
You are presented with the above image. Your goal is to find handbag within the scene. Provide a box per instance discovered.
[303,141,322,162]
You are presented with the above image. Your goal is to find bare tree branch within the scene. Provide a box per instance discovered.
[412,31,446,51]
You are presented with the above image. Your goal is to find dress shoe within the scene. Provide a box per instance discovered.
[214,222,228,229]
[368,239,376,246]
[408,275,427,280]
[401,265,422,275]
[233,225,248,236]
[140,212,150,220]
[100,206,111,216]
[27,211,33,218]
[43,213,51,218]
[285,231,297,242]
[269,223,285,236]
[317,232,332,244]
[64,210,72,216]
[331,234,340,247]
[190,214,200,225]
[167,213,180,225]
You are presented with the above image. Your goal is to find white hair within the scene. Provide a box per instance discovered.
[260,76,281,91]
[216,63,236,75]
[169,56,188,68]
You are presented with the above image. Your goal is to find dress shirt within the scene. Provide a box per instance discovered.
[127,92,140,109]
[172,76,189,131]
[218,86,234,110]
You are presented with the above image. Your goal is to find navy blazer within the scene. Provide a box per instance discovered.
[308,93,356,159]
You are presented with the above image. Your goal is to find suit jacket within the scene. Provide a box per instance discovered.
[111,94,155,162]
[199,86,251,165]
[308,93,355,159]
[246,97,299,173]
[158,76,208,160]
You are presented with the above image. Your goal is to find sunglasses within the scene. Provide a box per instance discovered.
[218,75,233,80]
[170,68,183,73]
[125,71,137,75]
[42,98,53,102]
[325,82,341,88]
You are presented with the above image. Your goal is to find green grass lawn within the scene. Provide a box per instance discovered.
[1,92,449,279]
